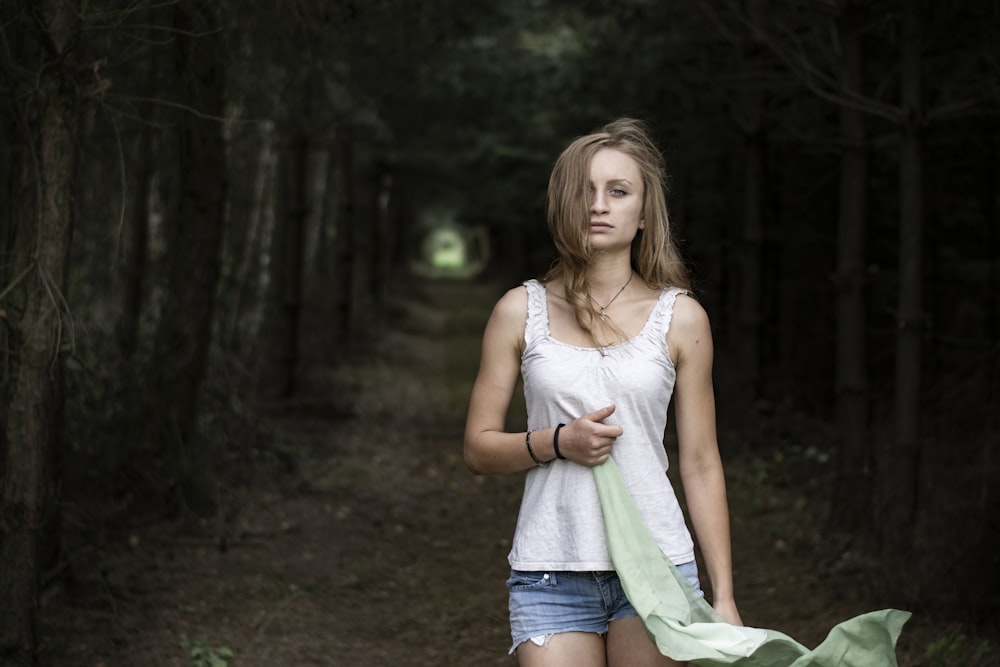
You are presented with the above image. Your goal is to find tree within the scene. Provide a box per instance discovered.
[145,0,227,495]
[828,1,873,535]
[752,1,991,591]
[736,0,770,400]
[117,123,154,359]
[260,125,309,398]
[879,3,925,572]
[0,1,80,662]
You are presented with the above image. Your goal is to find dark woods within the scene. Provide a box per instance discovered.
[1,0,998,664]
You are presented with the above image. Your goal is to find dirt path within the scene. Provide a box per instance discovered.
[42,279,937,666]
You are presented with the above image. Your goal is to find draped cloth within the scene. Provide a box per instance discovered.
[593,459,911,666]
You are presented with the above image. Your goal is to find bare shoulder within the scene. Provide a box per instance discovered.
[481,284,530,351]
[491,284,529,323]
[672,292,711,335]
[668,292,714,363]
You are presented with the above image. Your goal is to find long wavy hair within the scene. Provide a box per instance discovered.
[542,117,691,340]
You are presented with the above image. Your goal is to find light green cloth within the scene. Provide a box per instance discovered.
[593,459,911,666]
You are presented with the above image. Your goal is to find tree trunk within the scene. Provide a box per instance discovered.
[370,168,393,315]
[118,125,153,359]
[352,146,376,336]
[0,2,79,662]
[148,0,227,456]
[828,5,873,535]
[316,147,340,284]
[333,137,359,341]
[737,0,768,400]
[259,134,308,398]
[880,6,924,571]
[988,125,999,351]
[389,181,415,280]
[738,127,764,397]
[224,121,277,353]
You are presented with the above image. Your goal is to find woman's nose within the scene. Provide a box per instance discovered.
[590,192,608,213]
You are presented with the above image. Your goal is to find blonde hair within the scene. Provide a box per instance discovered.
[543,118,691,338]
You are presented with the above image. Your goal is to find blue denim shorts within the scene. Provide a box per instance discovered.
[507,562,702,653]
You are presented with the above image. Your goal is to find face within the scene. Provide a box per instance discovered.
[587,148,645,251]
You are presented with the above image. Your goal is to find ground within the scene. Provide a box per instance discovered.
[38,280,986,666]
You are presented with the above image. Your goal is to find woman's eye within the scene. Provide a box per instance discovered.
[610,188,626,197]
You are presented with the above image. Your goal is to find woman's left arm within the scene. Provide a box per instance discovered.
[668,294,744,627]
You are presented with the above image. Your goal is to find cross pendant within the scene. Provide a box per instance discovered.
[600,309,607,321]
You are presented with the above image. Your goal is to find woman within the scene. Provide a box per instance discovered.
[464,117,742,667]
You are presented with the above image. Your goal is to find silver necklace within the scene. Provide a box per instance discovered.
[591,274,633,321]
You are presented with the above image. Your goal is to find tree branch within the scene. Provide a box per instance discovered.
[927,97,984,122]
[762,20,902,123]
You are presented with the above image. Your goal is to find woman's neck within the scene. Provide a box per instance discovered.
[587,253,633,293]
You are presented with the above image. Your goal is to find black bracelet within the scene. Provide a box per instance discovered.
[525,430,547,466]
[553,423,567,460]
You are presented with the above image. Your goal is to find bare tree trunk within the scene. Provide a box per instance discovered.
[116,21,163,362]
[118,125,153,359]
[389,181,414,280]
[829,5,873,534]
[333,137,359,341]
[225,121,277,352]
[352,147,377,335]
[988,126,999,352]
[737,0,768,400]
[880,6,924,571]
[0,2,79,662]
[305,145,342,366]
[738,127,764,394]
[369,166,398,320]
[707,156,733,343]
[316,148,340,283]
[259,133,308,398]
[148,0,227,455]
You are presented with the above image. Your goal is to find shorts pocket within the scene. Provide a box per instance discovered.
[506,570,557,591]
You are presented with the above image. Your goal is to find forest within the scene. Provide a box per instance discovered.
[1,0,998,665]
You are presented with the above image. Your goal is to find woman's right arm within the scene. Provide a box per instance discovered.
[464,287,555,474]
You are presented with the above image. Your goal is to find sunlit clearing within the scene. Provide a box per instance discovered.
[411,221,489,280]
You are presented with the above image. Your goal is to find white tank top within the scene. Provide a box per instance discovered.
[507,279,695,571]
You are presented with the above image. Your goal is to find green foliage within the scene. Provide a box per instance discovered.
[727,441,831,516]
[923,630,995,667]
[180,637,235,667]
[310,459,371,493]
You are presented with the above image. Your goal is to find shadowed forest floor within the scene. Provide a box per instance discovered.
[39,280,990,666]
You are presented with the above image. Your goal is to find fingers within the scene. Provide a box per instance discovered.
[565,404,623,466]
[580,404,623,438]
[582,403,616,422]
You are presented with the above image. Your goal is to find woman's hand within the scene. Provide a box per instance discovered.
[713,598,743,627]
[561,404,623,466]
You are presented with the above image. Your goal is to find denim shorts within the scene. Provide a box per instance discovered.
[507,562,701,653]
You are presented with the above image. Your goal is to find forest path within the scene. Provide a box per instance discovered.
[43,278,923,666]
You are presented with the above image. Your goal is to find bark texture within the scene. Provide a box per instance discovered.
[829,5,874,534]
[737,0,769,399]
[148,1,227,453]
[880,7,925,574]
[0,2,79,663]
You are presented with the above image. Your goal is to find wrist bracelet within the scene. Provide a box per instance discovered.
[553,423,567,460]
[525,430,547,466]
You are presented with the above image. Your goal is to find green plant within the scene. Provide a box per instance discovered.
[924,631,994,667]
[180,636,235,667]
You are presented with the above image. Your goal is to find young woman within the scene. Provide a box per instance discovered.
[464,118,742,666]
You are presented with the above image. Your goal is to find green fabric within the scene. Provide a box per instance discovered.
[593,459,911,666]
